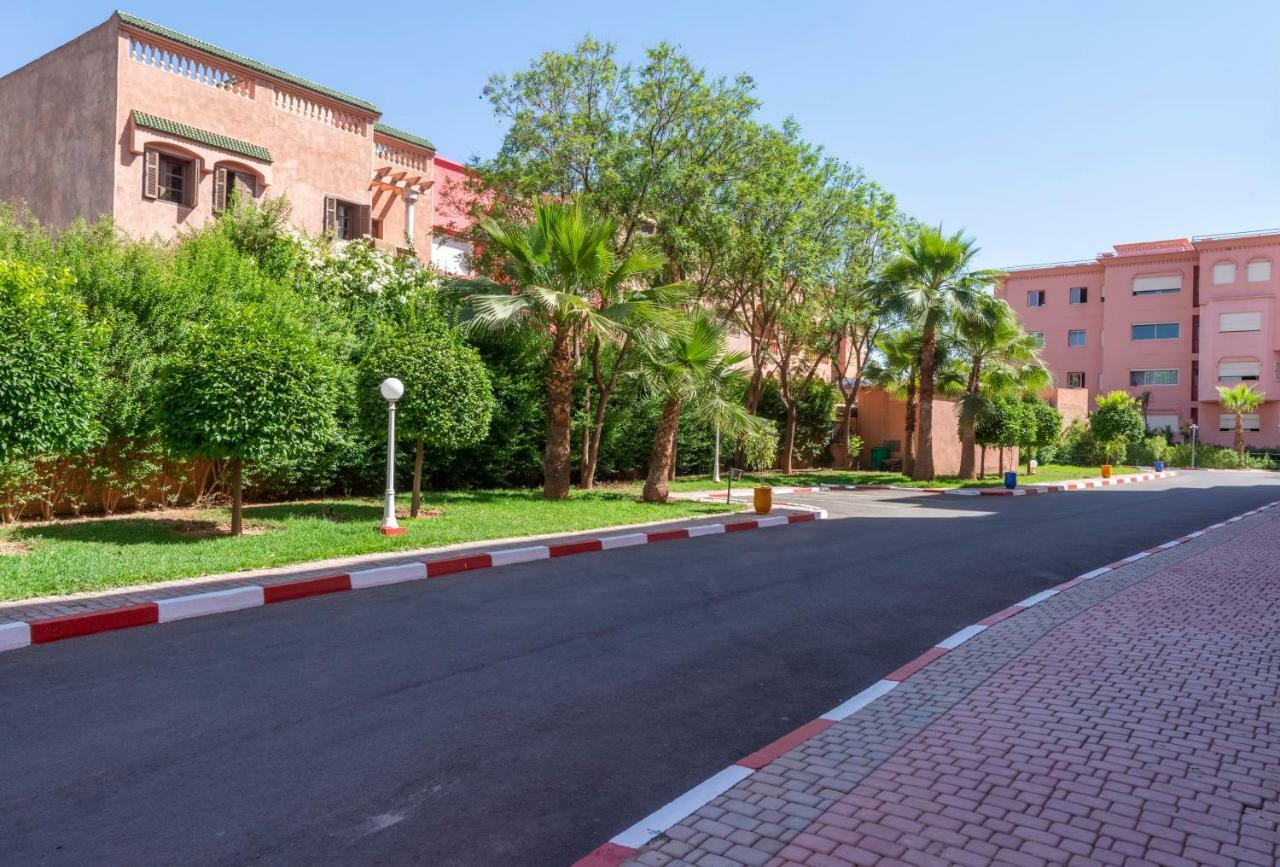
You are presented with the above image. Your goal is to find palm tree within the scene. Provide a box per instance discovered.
[637,311,760,502]
[952,296,1051,479]
[452,198,670,499]
[883,227,998,481]
[1216,383,1264,465]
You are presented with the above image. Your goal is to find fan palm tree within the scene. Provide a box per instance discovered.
[1216,383,1264,465]
[883,227,999,481]
[952,295,1051,479]
[451,198,673,499]
[637,311,760,502]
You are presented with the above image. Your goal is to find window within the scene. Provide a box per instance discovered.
[1131,274,1181,296]
[143,149,194,206]
[1028,331,1045,347]
[1247,259,1272,282]
[1129,369,1179,386]
[1213,262,1237,284]
[371,218,384,240]
[323,196,370,241]
[1066,371,1086,388]
[1220,413,1261,432]
[1027,290,1045,307]
[1130,322,1180,341]
[1219,311,1262,332]
[1067,330,1086,347]
[1218,360,1261,382]
[1069,286,1087,304]
[1145,413,1178,433]
[212,166,256,212]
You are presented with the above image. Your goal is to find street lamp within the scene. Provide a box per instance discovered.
[1189,423,1198,469]
[379,377,406,536]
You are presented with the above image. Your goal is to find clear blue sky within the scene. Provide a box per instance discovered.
[5,2,1278,268]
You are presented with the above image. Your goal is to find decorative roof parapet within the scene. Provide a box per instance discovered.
[132,110,272,162]
[374,123,435,152]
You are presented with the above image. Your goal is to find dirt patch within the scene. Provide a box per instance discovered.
[398,508,444,520]
[0,539,32,556]
[173,520,272,539]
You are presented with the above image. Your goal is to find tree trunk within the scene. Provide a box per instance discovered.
[958,418,978,480]
[913,326,937,481]
[902,376,918,477]
[411,437,424,518]
[712,424,721,482]
[999,448,1005,476]
[668,414,680,481]
[229,456,243,536]
[838,400,855,468]
[1236,415,1245,464]
[580,386,592,488]
[781,403,798,474]
[642,399,683,502]
[543,335,576,500]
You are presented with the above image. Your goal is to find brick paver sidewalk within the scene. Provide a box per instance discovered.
[626,511,1280,866]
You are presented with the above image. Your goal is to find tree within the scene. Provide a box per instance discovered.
[865,329,922,474]
[636,311,758,502]
[0,260,104,463]
[883,227,998,481]
[1216,383,1264,464]
[1019,396,1062,473]
[359,300,495,517]
[952,295,1049,479]
[974,396,1027,476]
[1089,391,1145,464]
[158,301,340,535]
[451,198,671,499]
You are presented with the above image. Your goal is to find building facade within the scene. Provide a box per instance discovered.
[0,12,473,273]
[998,231,1280,448]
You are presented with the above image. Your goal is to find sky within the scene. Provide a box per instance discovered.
[4,1,1278,269]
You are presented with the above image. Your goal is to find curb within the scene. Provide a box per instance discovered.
[702,471,1176,501]
[0,511,827,657]
[572,495,1277,866]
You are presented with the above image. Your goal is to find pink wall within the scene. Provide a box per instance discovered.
[855,388,1016,476]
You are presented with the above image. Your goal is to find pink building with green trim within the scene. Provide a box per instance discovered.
[998,230,1280,448]
[0,12,474,273]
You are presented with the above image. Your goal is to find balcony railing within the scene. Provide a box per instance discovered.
[128,36,254,99]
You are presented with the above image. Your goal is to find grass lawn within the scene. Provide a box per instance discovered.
[0,489,737,603]
[620,463,1126,496]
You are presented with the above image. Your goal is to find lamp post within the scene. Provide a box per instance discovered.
[379,377,406,536]
[1189,423,1198,469]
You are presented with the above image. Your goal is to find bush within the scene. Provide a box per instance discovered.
[755,378,839,467]
[1090,391,1144,448]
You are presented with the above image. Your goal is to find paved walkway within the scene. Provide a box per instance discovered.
[624,509,1280,866]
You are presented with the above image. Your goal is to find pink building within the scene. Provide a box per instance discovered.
[0,12,474,271]
[998,230,1280,448]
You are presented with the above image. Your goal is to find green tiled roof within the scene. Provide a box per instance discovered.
[132,111,273,162]
[117,11,379,114]
[374,123,435,152]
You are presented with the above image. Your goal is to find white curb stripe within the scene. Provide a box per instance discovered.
[600,532,648,550]
[1184,530,1204,539]
[1016,589,1059,608]
[156,586,265,623]
[1121,551,1150,563]
[944,488,981,496]
[936,624,988,650]
[0,621,32,653]
[349,562,427,589]
[685,523,726,538]
[488,545,550,567]
[756,515,790,528]
[610,764,754,849]
[1077,567,1112,581]
[820,679,899,721]
[1157,540,1181,550]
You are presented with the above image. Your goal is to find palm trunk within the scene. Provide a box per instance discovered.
[668,415,680,481]
[1236,415,1245,464]
[902,376,918,477]
[229,457,243,536]
[958,420,978,480]
[543,334,576,500]
[411,437,424,518]
[913,326,937,481]
[642,398,683,502]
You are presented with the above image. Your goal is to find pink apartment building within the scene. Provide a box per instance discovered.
[998,230,1280,448]
[0,12,474,273]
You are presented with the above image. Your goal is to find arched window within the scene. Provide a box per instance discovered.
[212,163,260,212]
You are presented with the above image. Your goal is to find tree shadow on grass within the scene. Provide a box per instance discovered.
[10,517,250,546]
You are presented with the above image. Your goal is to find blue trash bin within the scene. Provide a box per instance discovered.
[1004,471,1017,489]
[1153,460,1165,472]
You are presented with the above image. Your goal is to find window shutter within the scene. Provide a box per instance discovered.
[233,171,256,200]
[143,150,159,199]
[323,196,337,233]
[213,166,228,212]
[357,204,371,238]
[1218,360,1261,379]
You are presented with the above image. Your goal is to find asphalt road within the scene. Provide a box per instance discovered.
[1,472,1277,867]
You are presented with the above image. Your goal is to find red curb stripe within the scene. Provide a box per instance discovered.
[549,539,604,558]
[724,521,759,533]
[29,603,159,644]
[736,717,836,770]
[788,513,817,524]
[262,574,351,604]
[977,606,1023,627]
[572,842,639,867]
[884,646,950,682]
[647,528,691,543]
[426,554,493,578]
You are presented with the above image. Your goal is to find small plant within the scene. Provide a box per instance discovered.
[741,423,779,487]
[1144,434,1169,464]
[1099,438,1128,467]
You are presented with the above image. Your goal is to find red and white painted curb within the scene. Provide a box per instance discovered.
[572,496,1278,867]
[0,511,826,657]
[709,470,1176,501]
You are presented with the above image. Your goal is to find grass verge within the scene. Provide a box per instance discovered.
[0,489,737,603]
